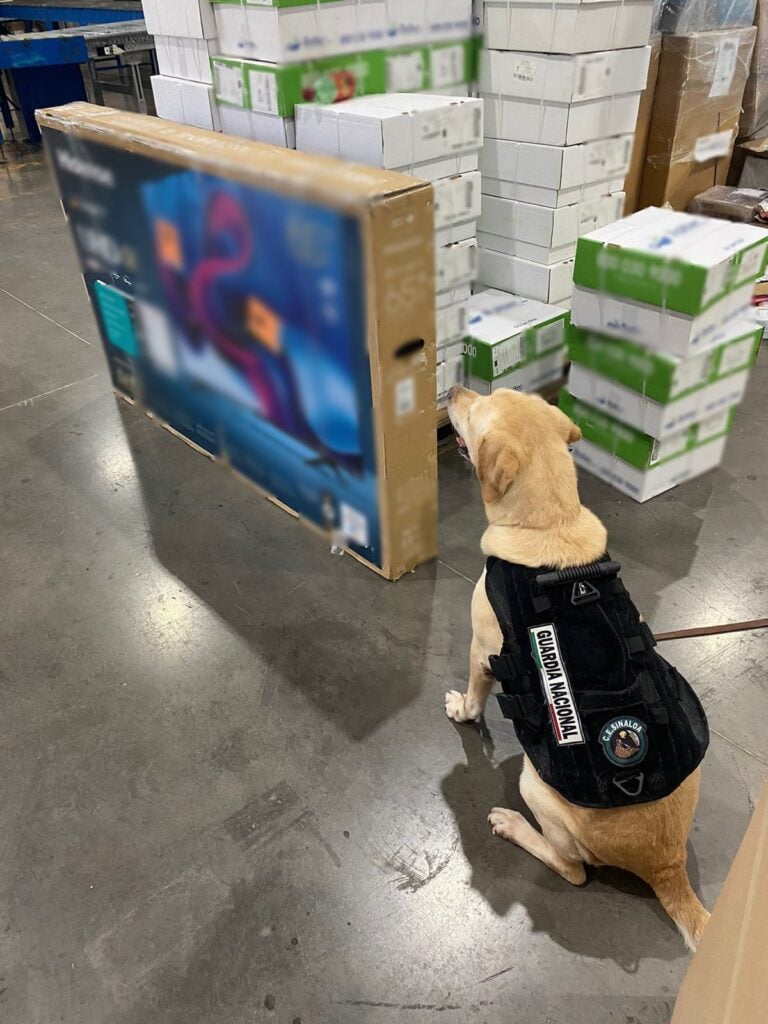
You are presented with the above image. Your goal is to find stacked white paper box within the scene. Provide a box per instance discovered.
[475,0,653,316]
[144,0,221,131]
[297,93,483,407]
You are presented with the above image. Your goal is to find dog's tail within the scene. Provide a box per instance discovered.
[649,863,710,951]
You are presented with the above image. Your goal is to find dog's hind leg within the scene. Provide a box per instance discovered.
[488,807,587,885]
[445,638,495,723]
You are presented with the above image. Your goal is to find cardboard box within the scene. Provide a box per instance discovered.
[566,360,752,436]
[562,391,736,473]
[142,0,217,39]
[151,75,221,132]
[433,170,481,245]
[468,347,566,394]
[570,281,757,356]
[464,288,570,380]
[436,282,472,310]
[481,135,634,209]
[741,0,768,136]
[478,192,624,265]
[387,0,473,48]
[478,248,575,304]
[480,47,650,146]
[437,299,469,347]
[483,0,654,54]
[154,35,219,85]
[437,354,466,407]
[295,93,483,175]
[571,433,728,500]
[218,106,296,147]
[436,238,478,295]
[211,39,475,122]
[568,320,761,403]
[639,28,757,210]
[574,206,768,315]
[211,0,387,64]
[670,785,768,1024]
[688,184,768,222]
[624,37,661,214]
[37,102,438,580]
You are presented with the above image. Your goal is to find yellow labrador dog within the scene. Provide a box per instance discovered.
[444,385,709,951]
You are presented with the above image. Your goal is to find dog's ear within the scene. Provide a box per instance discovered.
[548,405,582,445]
[476,432,520,504]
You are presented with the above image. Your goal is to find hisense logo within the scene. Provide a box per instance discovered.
[55,149,115,188]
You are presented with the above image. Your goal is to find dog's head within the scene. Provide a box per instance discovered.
[447,385,583,523]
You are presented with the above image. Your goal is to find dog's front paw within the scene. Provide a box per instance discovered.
[444,690,481,723]
[488,807,526,842]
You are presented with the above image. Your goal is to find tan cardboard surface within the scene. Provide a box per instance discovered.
[672,785,768,1023]
[640,28,756,210]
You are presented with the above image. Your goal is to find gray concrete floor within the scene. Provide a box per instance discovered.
[1,148,767,1024]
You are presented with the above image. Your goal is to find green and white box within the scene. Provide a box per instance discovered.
[574,206,768,316]
[568,322,761,403]
[478,248,574,305]
[469,347,565,394]
[433,170,481,246]
[567,362,752,438]
[480,46,650,146]
[436,238,478,296]
[561,391,735,470]
[481,135,633,209]
[478,191,624,265]
[211,0,387,64]
[463,288,569,381]
[571,434,729,502]
[570,282,757,358]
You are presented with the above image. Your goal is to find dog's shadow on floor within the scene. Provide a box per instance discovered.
[441,721,698,969]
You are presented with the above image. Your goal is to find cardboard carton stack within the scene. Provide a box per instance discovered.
[209,0,476,146]
[144,0,222,132]
[296,92,483,409]
[474,0,654,309]
[560,206,767,501]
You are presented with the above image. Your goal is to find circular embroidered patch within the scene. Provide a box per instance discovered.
[600,717,648,767]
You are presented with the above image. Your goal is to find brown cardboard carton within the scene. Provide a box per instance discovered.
[36,103,438,580]
[624,36,662,214]
[640,27,757,210]
[741,0,768,137]
[671,784,768,1023]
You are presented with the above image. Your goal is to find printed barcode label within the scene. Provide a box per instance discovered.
[693,129,733,163]
[215,63,245,108]
[493,337,523,375]
[248,69,278,114]
[535,319,564,355]
[710,37,739,98]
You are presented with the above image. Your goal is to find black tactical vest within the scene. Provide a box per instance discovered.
[485,555,709,809]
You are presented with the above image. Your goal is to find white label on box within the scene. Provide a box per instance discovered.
[431,44,464,88]
[693,129,733,163]
[395,376,416,417]
[738,244,764,283]
[672,352,712,396]
[574,53,611,101]
[697,409,730,441]
[654,430,689,464]
[719,336,754,374]
[702,260,730,305]
[709,37,739,99]
[215,63,245,107]
[512,57,536,84]
[248,69,279,115]
[388,51,424,92]
[340,503,369,548]
[493,337,524,375]
[535,319,565,354]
